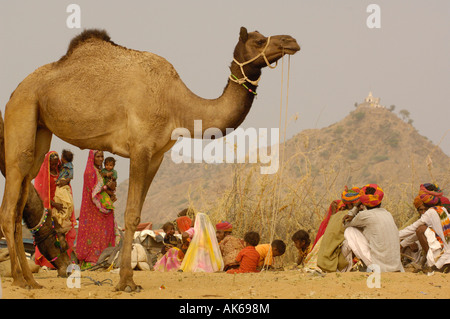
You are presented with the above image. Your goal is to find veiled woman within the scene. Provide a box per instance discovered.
[33,151,77,267]
[76,150,116,268]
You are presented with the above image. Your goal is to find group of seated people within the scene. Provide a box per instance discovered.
[152,210,289,273]
[301,182,450,274]
[152,182,450,274]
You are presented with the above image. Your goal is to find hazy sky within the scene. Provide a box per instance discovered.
[1,1,449,210]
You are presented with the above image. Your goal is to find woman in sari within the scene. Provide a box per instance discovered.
[180,213,224,272]
[76,150,116,268]
[34,151,77,268]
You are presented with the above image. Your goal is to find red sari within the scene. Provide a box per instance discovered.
[76,150,116,264]
[33,151,77,267]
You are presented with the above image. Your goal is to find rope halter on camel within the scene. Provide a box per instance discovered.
[229,36,278,88]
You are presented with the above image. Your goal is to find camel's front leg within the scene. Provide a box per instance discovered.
[116,151,164,292]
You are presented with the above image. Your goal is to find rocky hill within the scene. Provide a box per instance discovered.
[113,105,450,228]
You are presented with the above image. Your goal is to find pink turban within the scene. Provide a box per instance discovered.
[359,184,384,208]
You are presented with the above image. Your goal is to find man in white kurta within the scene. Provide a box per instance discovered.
[344,207,404,272]
[399,206,450,270]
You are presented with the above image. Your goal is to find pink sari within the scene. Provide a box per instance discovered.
[33,151,77,267]
[76,150,116,264]
[154,248,185,272]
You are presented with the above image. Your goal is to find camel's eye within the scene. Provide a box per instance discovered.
[255,39,266,47]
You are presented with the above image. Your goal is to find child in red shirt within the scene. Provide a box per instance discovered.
[227,231,260,274]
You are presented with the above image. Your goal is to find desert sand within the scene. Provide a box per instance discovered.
[1,268,449,299]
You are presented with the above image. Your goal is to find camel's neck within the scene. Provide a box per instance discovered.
[172,61,261,137]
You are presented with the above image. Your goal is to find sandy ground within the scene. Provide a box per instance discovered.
[1,268,449,299]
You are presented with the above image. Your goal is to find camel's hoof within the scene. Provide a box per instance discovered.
[115,283,142,292]
[13,280,42,289]
[29,283,44,289]
[123,285,142,293]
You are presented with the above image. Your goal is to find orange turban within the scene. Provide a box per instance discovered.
[341,186,361,204]
[359,184,384,208]
[418,183,442,206]
[176,216,192,233]
[413,195,425,209]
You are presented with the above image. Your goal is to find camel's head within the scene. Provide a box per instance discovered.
[233,27,300,71]
[23,187,73,277]
[35,216,73,277]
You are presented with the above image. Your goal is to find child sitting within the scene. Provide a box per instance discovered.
[101,156,118,202]
[161,222,181,254]
[227,231,261,274]
[292,230,312,265]
[256,239,286,270]
[53,149,74,233]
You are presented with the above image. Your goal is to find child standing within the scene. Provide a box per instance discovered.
[101,157,118,202]
[53,149,74,233]
[227,231,261,274]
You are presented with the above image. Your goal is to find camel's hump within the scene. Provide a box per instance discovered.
[60,29,118,60]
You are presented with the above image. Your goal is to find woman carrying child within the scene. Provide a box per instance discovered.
[76,150,116,267]
[52,149,75,233]
[34,151,77,267]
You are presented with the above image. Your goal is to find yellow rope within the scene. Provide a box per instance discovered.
[229,37,277,86]
[268,52,291,256]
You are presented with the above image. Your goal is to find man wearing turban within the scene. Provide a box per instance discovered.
[216,221,244,271]
[399,183,450,272]
[341,186,361,208]
[342,184,404,272]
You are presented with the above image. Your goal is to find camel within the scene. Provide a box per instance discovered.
[0,111,71,285]
[0,27,300,291]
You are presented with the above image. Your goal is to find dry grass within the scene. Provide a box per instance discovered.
[181,140,450,265]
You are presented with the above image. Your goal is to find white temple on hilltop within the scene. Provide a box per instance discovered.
[359,92,384,108]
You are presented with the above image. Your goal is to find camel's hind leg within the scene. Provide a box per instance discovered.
[0,99,50,288]
[116,149,164,292]
[0,152,34,288]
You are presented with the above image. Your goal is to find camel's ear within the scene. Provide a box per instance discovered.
[239,27,248,43]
